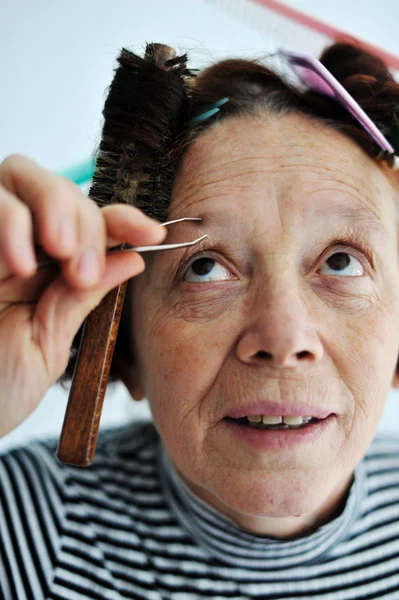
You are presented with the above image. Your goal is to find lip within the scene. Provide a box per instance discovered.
[225,400,334,420]
[223,414,336,451]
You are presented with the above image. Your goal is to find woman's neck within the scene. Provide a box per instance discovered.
[177,468,354,540]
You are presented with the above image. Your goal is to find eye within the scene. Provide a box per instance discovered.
[320,251,364,277]
[183,256,235,283]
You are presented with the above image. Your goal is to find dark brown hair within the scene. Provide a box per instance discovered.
[60,39,399,386]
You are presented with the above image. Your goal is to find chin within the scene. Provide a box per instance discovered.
[213,471,332,520]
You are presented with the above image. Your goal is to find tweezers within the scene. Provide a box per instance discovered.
[36,217,207,269]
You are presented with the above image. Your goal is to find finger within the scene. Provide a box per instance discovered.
[60,195,107,289]
[102,204,167,248]
[1,154,109,291]
[0,154,82,261]
[31,251,145,381]
[60,203,166,289]
[0,185,37,279]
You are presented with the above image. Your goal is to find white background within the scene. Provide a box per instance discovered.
[0,0,398,452]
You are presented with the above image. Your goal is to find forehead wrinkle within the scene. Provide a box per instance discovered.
[175,148,379,207]
[170,192,215,216]
[275,154,383,201]
[171,173,386,237]
[171,114,396,234]
[175,155,273,194]
[171,160,288,220]
[171,170,245,217]
[170,167,235,215]
[314,204,387,238]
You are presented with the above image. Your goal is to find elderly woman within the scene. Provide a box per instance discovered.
[1,40,399,600]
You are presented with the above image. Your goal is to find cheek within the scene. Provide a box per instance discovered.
[145,318,224,403]
[140,318,224,462]
[136,297,244,448]
[360,310,398,377]
[338,307,399,426]
[138,288,244,398]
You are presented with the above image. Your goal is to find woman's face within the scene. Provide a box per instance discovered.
[127,113,399,538]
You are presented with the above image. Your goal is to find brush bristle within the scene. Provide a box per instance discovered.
[89,44,191,221]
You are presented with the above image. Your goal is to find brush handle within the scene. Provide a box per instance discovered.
[56,44,177,466]
[57,284,127,465]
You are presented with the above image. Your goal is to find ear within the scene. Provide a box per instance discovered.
[391,360,399,389]
[119,361,146,401]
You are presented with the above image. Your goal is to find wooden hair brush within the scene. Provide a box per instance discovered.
[56,43,190,466]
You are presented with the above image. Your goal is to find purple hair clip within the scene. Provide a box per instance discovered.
[279,48,395,156]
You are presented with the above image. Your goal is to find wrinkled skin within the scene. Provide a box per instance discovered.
[123,113,399,539]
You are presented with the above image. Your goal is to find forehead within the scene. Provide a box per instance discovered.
[170,113,396,225]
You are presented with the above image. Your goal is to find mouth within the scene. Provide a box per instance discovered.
[223,416,320,431]
[225,401,333,422]
[222,413,336,451]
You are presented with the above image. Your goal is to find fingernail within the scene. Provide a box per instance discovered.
[78,249,99,285]
[59,216,76,252]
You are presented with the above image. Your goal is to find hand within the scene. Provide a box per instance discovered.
[0,154,166,437]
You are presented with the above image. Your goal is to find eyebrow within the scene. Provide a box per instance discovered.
[312,204,388,237]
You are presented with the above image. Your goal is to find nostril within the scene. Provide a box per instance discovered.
[256,350,311,361]
[257,351,271,360]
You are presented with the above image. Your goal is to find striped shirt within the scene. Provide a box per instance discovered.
[1,420,399,600]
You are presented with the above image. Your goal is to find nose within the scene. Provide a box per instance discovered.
[236,284,324,369]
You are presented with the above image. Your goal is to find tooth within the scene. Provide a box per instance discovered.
[262,415,283,425]
[247,415,262,423]
[283,416,303,425]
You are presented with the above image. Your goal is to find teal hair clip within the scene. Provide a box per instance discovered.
[56,157,96,185]
[189,97,229,125]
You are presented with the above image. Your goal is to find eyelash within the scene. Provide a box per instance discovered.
[177,234,372,282]
[325,235,372,269]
